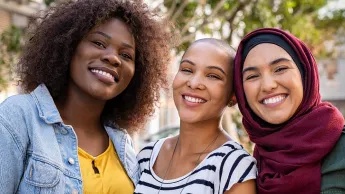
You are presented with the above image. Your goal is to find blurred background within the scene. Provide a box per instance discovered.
[0,0,345,153]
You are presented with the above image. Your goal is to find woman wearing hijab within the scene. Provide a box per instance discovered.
[233,28,345,194]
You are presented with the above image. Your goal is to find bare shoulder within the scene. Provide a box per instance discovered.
[161,136,179,152]
[152,136,178,177]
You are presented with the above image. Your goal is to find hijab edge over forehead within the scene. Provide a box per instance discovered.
[242,33,305,79]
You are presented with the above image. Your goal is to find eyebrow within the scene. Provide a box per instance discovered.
[180,59,195,66]
[270,57,291,65]
[242,57,291,74]
[91,31,135,50]
[207,66,227,76]
[180,59,227,76]
[92,31,111,39]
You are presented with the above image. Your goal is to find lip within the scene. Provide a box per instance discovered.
[182,93,207,101]
[260,93,287,108]
[89,66,120,83]
[181,93,207,107]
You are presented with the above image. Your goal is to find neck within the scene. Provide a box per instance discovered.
[55,83,106,131]
[178,118,222,155]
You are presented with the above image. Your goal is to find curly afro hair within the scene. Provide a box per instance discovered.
[17,0,174,133]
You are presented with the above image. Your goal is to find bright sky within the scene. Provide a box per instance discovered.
[319,0,345,17]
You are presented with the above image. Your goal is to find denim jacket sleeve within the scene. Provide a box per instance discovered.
[0,96,31,193]
[0,116,26,193]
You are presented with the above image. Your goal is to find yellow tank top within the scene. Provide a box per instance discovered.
[78,139,134,194]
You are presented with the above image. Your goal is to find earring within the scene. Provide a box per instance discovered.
[228,96,236,107]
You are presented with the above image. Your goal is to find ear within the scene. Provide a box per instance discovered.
[227,94,237,107]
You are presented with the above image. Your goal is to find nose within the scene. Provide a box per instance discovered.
[187,74,205,90]
[261,74,278,93]
[101,48,121,67]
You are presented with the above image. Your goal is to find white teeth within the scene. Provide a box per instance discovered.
[184,95,206,103]
[91,69,114,79]
[263,95,286,104]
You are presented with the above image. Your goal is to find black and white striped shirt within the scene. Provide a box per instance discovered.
[134,138,257,194]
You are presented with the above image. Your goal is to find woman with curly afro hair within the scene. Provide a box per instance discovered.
[0,0,173,193]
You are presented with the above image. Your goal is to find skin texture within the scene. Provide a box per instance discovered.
[69,18,135,102]
[153,41,256,194]
[242,43,303,125]
[57,18,135,156]
[173,42,233,124]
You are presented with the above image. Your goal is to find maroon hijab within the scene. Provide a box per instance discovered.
[234,28,344,194]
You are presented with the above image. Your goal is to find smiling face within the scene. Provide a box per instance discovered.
[242,43,303,124]
[69,17,135,101]
[173,42,233,124]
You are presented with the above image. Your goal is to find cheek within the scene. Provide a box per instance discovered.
[215,84,230,101]
[292,80,304,106]
[284,71,303,104]
[172,73,184,91]
[122,65,135,83]
[69,56,82,80]
[128,67,135,81]
[243,82,257,104]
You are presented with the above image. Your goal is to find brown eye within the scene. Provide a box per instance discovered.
[246,74,259,80]
[120,53,133,60]
[207,74,221,80]
[181,68,192,73]
[92,41,106,48]
[275,67,288,73]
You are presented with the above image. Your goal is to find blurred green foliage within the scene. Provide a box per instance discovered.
[0,0,54,92]
[0,26,24,91]
[161,0,345,57]
[44,0,55,6]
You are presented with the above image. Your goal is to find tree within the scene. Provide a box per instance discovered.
[0,26,24,91]
[156,0,345,56]
[156,0,252,51]
[240,0,345,57]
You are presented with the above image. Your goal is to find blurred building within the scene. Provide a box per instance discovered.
[0,0,43,101]
[0,0,43,29]
[319,46,345,116]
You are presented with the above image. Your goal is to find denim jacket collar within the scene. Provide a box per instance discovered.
[29,84,139,184]
[31,84,63,124]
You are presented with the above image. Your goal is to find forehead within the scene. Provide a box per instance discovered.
[90,18,135,45]
[243,43,293,68]
[183,42,230,67]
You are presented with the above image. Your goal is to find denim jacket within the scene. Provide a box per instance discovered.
[0,84,139,193]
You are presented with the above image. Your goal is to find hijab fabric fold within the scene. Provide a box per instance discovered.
[233,28,344,194]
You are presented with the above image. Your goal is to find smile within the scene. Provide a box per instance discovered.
[261,94,287,105]
[89,67,120,83]
[183,95,206,103]
[91,69,114,80]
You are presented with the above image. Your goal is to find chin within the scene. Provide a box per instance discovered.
[89,87,121,100]
[88,91,117,101]
[180,117,198,124]
[179,114,201,124]
[262,116,290,125]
